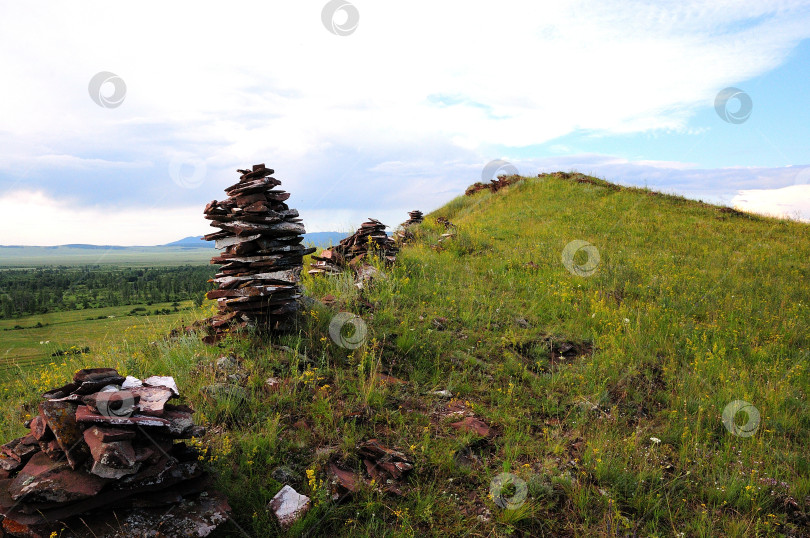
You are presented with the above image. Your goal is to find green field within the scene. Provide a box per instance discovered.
[0,245,214,267]
[0,173,808,536]
[0,300,207,375]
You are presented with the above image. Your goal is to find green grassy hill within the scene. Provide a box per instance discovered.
[1,172,808,536]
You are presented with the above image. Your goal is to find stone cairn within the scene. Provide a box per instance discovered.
[203,164,314,338]
[394,210,423,244]
[0,368,229,537]
[464,174,523,196]
[308,218,398,275]
[404,210,424,226]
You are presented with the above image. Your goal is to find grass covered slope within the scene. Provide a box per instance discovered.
[1,173,808,537]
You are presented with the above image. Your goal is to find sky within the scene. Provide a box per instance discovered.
[1,1,809,245]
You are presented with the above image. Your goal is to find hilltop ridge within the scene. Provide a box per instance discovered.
[0,172,807,536]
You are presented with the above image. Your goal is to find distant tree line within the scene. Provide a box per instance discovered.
[0,265,216,318]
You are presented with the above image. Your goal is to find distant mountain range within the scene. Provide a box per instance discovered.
[1,232,349,250]
[163,232,349,248]
[0,233,350,266]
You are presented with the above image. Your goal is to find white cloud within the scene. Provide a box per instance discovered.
[1,1,809,242]
[2,1,809,158]
[0,155,151,171]
[0,189,416,245]
[520,156,810,221]
[1,158,807,247]
[300,209,406,235]
[732,185,810,221]
[0,190,204,246]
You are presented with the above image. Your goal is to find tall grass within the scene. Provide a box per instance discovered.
[1,174,807,536]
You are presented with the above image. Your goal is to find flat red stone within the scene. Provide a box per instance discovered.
[73,368,121,383]
[8,452,108,504]
[30,415,52,441]
[83,427,137,473]
[376,373,407,385]
[0,454,23,472]
[327,462,363,493]
[449,416,492,437]
[75,405,171,428]
[38,400,87,469]
[83,425,136,443]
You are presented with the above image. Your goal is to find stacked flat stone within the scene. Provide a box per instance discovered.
[309,218,397,275]
[338,218,398,265]
[203,164,314,335]
[0,368,229,537]
[403,210,423,226]
[395,210,424,244]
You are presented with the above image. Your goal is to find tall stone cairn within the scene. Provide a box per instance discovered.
[203,164,314,336]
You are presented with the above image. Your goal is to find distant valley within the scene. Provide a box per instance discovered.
[0,232,348,266]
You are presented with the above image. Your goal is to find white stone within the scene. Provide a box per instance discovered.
[431,389,453,398]
[144,375,179,396]
[269,485,310,528]
[121,376,143,389]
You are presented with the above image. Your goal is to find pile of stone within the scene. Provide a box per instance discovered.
[464,174,523,196]
[0,368,229,537]
[394,210,424,245]
[306,249,343,276]
[327,439,414,498]
[357,439,413,495]
[309,219,397,275]
[204,164,314,337]
[403,210,423,226]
